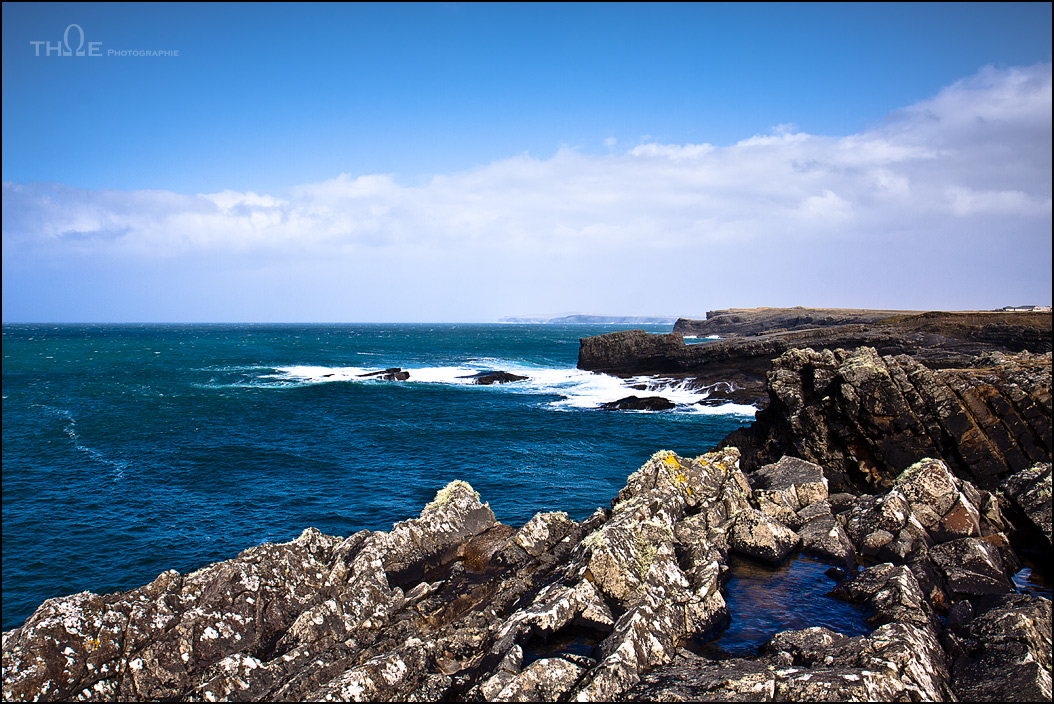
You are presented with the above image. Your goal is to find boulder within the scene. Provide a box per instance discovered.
[929,538,1013,597]
[729,509,801,565]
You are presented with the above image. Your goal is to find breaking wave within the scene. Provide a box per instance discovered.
[207,362,757,416]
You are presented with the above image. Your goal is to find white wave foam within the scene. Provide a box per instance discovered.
[240,362,758,416]
[44,406,129,480]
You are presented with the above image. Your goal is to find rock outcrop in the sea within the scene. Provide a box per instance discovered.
[723,347,1052,493]
[359,367,411,381]
[462,371,529,385]
[599,395,676,411]
[4,450,1051,702]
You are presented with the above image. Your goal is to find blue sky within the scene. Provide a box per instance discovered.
[3,2,1051,322]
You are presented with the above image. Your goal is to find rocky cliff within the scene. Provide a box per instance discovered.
[673,307,924,337]
[579,311,1052,407]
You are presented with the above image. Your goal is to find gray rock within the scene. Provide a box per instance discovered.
[1001,463,1053,549]
[949,593,1053,702]
[929,538,1013,596]
[730,509,801,565]
[751,456,829,509]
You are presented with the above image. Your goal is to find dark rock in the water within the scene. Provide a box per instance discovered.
[599,395,676,411]
[578,329,687,375]
[461,371,529,385]
[359,367,411,381]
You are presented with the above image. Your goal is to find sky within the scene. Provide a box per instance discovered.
[2,2,1051,323]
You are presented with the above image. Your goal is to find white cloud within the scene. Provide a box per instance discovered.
[3,63,1051,320]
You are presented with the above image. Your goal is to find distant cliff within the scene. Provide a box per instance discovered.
[673,307,922,336]
[672,307,1053,339]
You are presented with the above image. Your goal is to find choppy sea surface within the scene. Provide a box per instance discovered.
[2,323,759,632]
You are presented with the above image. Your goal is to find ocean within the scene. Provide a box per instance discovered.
[1,323,755,632]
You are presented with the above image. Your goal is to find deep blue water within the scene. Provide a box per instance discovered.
[2,323,755,632]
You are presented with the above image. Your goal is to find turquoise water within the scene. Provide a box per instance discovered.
[2,323,754,631]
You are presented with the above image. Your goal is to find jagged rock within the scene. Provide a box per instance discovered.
[946,593,1053,702]
[837,457,1019,571]
[929,538,1013,597]
[3,440,1050,702]
[628,620,953,701]
[750,456,829,509]
[797,512,856,569]
[511,512,577,558]
[831,563,939,630]
[1001,463,1053,549]
[724,348,1052,493]
[747,457,851,567]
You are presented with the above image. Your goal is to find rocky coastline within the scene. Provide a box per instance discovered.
[3,311,1052,702]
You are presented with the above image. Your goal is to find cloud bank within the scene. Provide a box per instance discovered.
[3,63,1050,322]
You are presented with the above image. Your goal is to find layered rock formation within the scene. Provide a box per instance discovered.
[3,452,1050,702]
[579,311,1052,406]
[724,347,1052,493]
